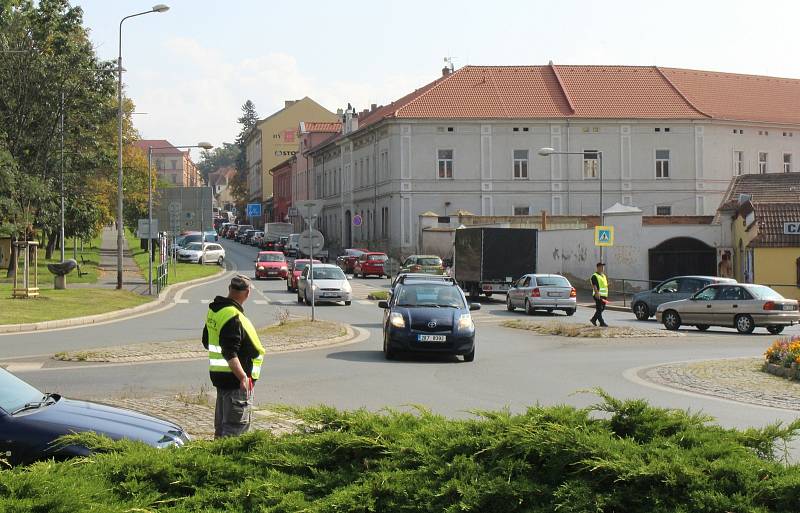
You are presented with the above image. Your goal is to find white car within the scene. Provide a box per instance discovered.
[297,264,352,305]
[176,242,225,265]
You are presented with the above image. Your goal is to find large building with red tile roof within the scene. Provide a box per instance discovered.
[304,64,800,258]
[132,139,202,187]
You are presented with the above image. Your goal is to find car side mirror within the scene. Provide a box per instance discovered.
[469,303,481,311]
[378,301,389,309]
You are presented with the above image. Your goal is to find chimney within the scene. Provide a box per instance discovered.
[284,100,296,109]
[371,103,377,111]
[442,66,451,77]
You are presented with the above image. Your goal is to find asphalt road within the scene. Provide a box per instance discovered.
[4,238,800,433]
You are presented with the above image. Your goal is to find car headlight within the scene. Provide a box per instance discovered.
[280,266,288,271]
[342,282,352,292]
[257,266,264,270]
[457,313,474,331]
[389,312,406,328]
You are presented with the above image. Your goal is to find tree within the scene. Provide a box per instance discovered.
[230,100,258,213]
[196,142,239,183]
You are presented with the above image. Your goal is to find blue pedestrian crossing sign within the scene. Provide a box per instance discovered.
[594,225,614,247]
[246,203,262,219]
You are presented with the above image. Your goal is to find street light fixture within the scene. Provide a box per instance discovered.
[116,4,169,290]
[538,147,605,260]
[147,142,212,295]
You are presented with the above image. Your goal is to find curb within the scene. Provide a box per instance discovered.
[0,267,227,334]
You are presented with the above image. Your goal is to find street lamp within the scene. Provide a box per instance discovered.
[146,142,212,295]
[117,4,169,290]
[538,147,605,260]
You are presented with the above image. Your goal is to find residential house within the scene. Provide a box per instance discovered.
[208,165,236,211]
[133,139,202,187]
[306,64,800,259]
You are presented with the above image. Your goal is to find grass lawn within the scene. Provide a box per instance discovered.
[0,285,150,325]
[124,229,221,287]
[0,235,102,288]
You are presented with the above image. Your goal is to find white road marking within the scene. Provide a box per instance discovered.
[2,362,44,372]
[253,299,269,305]
[200,299,211,304]
[175,299,189,304]
[356,300,373,305]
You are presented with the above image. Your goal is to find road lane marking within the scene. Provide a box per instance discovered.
[200,299,211,304]
[356,300,373,305]
[253,299,269,305]
[175,299,189,304]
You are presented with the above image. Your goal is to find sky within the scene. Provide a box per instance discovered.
[76,0,800,157]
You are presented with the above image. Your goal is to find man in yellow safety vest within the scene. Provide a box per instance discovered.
[202,274,265,438]
[590,262,609,327]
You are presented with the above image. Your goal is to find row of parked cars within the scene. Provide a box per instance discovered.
[172,231,226,265]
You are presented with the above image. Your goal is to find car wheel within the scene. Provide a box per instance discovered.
[565,309,576,316]
[768,325,785,335]
[462,348,475,362]
[735,314,755,334]
[662,310,681,331]
[696,324,710,331]
[217,256,224,266]
[345,300,352,306]
[506,296,515,311]
[633,302,650,321]
[525,299,535,316]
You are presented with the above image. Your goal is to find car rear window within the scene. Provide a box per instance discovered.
[748,285,785,300]
[419,257,442,266]
[312,267,346,280]
[368,254,388,261]
[535,276,570,287]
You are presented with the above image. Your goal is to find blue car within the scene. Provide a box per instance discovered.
[0,368,189,466]
[379,276,480,362]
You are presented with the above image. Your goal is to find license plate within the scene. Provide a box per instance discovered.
[547,292,561,297]
[321,292,338,297]
[267,271,277,274]
[418,334,446,342]
[783,304,795,311]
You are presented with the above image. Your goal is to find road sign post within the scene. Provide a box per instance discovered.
[247,203,262,221]
[594,225,614,268]
[298,201,323,321]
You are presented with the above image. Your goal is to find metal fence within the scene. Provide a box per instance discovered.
[155,261,169,294]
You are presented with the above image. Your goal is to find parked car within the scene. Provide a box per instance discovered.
[287,258,321,292]
[337,248,369,274]
[378,275,479,361]
[0,367,189,466]
[631,276,737,320]
[657,283,800,334]
[399,255,445,276]
[506,274,577,316]
[255,251,288,280]
[235,225,254,243]
[171,232,215,256]
[251,231,265,247]
[177,242,225,265]
[297,263,352,306]
[353,252,389,278]
[224,225,238,239]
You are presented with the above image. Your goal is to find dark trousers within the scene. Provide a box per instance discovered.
[591,297,607,326]
[214,387,252,438]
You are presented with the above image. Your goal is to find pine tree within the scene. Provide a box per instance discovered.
[230,100,259,211]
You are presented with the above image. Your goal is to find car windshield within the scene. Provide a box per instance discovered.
[312,267,346,280]
[258,254,285,262]
[0,368,43,414]
[395,284,465,308]
[536,276,570,287]
[368,254,388,261]
[748,285,785,300]
[185,243,203,251]
[418,257,442,266]
[294,261,319,271]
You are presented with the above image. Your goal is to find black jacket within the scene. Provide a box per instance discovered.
[202,296,260,389]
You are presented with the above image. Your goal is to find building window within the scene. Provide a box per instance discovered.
[759,152,768,174]
[513,206,530,216]
[583,150,599,179]
[437,149,454,179]
[381,206,389,238]
[380,151,389,179]
[622,195,632,206]
[655,149,670,178]
[784,153,793,173]
[171,159,177,170]
[365,157,370,183]
[656,205,671,216]
[552,195,562,215]
[513,150,528,179]
[733,151,744,175]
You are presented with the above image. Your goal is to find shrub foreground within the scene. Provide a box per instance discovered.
[3,393,800,512]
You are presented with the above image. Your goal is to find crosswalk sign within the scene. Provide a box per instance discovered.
[594,225,614,247]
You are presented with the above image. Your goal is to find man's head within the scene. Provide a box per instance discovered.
[596,262,605,272]
[228,274,252,303]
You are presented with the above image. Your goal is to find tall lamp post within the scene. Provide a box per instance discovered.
[117,4,169,289]
[147,142,212,295]
[538,147,604,260]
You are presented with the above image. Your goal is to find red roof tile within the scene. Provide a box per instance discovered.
[749,203,800,248]
[353,65,800,127]
[132,139,184,155]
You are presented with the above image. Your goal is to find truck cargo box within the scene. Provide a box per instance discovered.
[454,227,537,286]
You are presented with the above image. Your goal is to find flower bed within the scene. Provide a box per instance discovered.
[763,335,800,379]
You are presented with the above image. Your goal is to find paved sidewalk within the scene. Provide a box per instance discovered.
[93,226,147,294]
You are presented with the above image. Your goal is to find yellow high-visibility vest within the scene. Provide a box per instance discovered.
[205,306,265,379]
[591,272,608,297]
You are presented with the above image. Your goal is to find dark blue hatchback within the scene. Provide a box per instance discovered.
[379,277,480,362]
[0,368,189,466]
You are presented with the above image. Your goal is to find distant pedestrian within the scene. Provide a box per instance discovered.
[590,262,609,327]
[202,274,265,438]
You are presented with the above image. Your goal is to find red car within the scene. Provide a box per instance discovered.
[287,258,321,291]
[254,251,288,280]
[336,248,369,274]
[353,252,388,278]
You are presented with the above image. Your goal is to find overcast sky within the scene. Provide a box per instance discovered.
[78,0,800,156]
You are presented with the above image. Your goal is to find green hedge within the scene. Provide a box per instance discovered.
[2,393,800,512]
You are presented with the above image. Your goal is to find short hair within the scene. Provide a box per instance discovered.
[229,274,252,291]
[596,262,605,267]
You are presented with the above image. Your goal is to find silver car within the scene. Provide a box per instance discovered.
[630,276,736,320]
[297,264,353,306]
[656,283,800,334]
[506,274,576,316]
